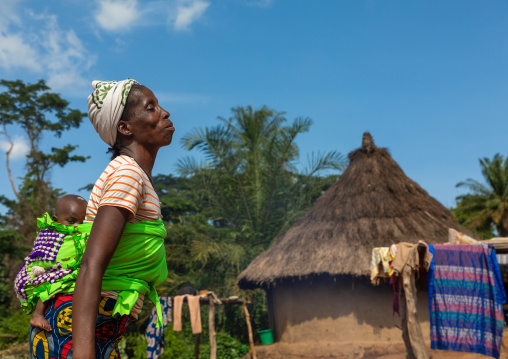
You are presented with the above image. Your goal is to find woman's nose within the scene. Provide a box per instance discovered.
[161,108,170,118]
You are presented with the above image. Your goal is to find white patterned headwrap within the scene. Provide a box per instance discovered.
[87,79,139,147]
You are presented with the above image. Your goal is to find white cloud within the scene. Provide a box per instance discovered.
[0,10,94,95]
[0,136,29,160]
[95,0,139,32]
[0,33,42,72]
[173,0,210,32]
[0,0,21,33]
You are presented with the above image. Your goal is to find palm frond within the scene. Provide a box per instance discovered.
[303,151,347,176]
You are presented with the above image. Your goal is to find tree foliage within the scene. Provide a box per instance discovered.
[0,79,88,238]
[156,105,346,295]
[453,153,508,238]
[178,105,345,246]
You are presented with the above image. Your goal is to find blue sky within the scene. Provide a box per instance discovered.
[1,0,508,212]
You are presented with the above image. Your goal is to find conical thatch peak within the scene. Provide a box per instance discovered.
[360,131,376,153]
[237,132,477,290]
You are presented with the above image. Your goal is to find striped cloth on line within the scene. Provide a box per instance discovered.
[428,244,506,359]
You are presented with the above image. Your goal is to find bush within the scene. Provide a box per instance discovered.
[118,322,249,359]
[0,310,31,350]
[119,334,148,359]
[200,332,250,359]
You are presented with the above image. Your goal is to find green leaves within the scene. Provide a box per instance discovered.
[0,79,87,227]
[454,153,508,238]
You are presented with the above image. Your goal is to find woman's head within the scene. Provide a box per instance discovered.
[114,85,174,157]
[87,79,174,159]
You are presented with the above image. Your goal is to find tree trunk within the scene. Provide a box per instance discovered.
[499,214,508,237]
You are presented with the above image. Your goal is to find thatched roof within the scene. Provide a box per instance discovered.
[237,132,477,289]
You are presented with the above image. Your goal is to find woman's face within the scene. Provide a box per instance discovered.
[124,86,175,149]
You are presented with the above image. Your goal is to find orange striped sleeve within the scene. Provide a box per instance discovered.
[103,188,140,201]
[136,213,156,221]
[146,192,159,201]
[110,174,143,188]
[142,201,161,209]
[138,207,160,215]
[99,165,144,215]
[98,202,137,215]
[107,181,143,197]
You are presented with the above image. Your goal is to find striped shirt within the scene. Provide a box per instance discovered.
[85,155,162,316]
[85,155,161,223]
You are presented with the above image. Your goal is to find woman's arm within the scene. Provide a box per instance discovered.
[72,205,130,359]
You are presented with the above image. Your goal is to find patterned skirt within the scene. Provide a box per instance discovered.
[30,293,133,359]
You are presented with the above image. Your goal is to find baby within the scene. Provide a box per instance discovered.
[30,194,87,331]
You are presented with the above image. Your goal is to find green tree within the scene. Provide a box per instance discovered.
[178,105,345,248]
[0,79,88,238]
[454,153,508,238]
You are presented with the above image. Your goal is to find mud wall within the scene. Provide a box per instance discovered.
[268,275,430,344]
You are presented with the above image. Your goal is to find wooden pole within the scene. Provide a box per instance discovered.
[194,333,200,359]
[402,265,430,359]
[243,301,257,359]
[209,296,217,359]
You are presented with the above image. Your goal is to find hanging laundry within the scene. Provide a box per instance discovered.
[370,247,391,284]
[428,244,506,359]
[388,244,398,276]
[391,242,433,276]
[146,296,172,359]
[173,294,202,334]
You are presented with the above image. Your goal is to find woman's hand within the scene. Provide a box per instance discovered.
[72,205,130,358]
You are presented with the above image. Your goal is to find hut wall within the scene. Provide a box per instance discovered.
[270,275,430,344]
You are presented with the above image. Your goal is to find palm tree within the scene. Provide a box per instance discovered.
[455,153,508,237]
[178,105,346,246]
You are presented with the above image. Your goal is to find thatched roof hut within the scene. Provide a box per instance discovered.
[238,132,476,290]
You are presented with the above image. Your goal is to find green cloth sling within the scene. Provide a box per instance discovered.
[22,213,168,327]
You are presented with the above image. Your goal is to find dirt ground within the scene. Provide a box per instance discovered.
[3,335,508,359]
[0,342,30,359]
[250,330,508,359]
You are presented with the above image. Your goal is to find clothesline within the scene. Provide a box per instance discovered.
[146,294,255,359]
[370,237,507,359]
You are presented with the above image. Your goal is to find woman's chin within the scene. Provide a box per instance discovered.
[163,137,173,147]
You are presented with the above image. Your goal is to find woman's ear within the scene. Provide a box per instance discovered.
[117,121,133,136]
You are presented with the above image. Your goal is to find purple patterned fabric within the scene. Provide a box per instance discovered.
[31,263,73,285]
[13,229,72,303]
[14,263,30,301]
[428,244,506,359]
[27,229,66,263]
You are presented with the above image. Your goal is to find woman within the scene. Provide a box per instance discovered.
[29,79,174,359]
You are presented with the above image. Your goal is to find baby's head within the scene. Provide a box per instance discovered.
[52,195,87,225]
